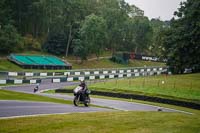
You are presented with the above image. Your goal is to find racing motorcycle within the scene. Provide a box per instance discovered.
[73,86,91,107]
[33,86,39,93]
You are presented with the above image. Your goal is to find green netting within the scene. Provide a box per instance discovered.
[27,56,53,65]
[45,57,65,65]
[14,55,33,65]
[11,55,66,66]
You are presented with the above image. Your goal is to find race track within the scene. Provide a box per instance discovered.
[0,81,190,118]
[0,100,112,118]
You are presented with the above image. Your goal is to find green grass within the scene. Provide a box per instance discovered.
[0,111,200,133]
[0,50,165,71]
[0,89,71,104]
[0,59,22,71]
[44,73,200,103]
[71,58,165,69]
[43,87,199,114]
[1,75,200,133]
[0,51,51,71]
[0,58,165,72]
[0,59,67,72]
[89,73,200,103]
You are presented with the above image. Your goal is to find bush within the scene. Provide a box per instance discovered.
[23,34,41,51]
[0,24,23,54]
[110,52,130,64]
[42,32,67,55]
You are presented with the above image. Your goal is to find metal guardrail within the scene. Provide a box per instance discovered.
[0,66,168,77]
[0,67,168,84]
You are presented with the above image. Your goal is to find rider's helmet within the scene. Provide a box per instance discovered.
[80,79,85,84]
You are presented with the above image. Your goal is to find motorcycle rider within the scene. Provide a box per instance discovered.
[79,79,86,90]
[34,83,40,93]
[73,79,90,106]
[79,79,88,100]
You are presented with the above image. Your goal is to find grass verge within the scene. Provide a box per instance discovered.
[0,89,72,105]
[0,58,165,71]
[0,111,200,133]
[71,58,165,69]
[44,88,200,113]
[89,73,200,103]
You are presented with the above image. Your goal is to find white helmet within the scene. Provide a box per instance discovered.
[80,79,85,83]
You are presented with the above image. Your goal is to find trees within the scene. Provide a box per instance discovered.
[150,19,169,56]
[0,24,23,54]
[72,39,88,62]
[63,0,85,57]
[0,0,23,54]
[80,14,107,59]
[123,17,152,54]
[163,0,200,73]
[43,32,67,55]
[97,0,128,52]
[0,0,159,59]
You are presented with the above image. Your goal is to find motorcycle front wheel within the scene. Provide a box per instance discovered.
[73,95,80,106]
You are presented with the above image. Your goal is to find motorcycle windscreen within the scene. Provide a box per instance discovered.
[73,86,83,94]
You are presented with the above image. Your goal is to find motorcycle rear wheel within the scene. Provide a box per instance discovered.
[84,96,90,107]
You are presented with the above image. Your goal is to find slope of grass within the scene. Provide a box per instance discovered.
[70,59,165,69]
[0,58,165,71]
[0,59,67,72]
[0,111,199,133]
[0,59,22,71]
[89,73,200,103]
[0,89,71,104]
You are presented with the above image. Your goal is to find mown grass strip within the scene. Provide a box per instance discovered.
[51,74,200,105]
[0,58,165,71]
[89,74,200,103]
[0,89,72,105]
[0,89,111,109]
[0,111,199,133]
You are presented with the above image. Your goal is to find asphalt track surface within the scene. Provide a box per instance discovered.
[1,81,190,118]
[0,100,112,118]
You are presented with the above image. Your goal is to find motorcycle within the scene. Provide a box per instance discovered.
[34,83,40,93]
[33,87,39,93]
[73,86,91,107]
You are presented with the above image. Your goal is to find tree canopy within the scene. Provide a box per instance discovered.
[162,0,200,73]
[0,0,199,72]
[0,0,153,57]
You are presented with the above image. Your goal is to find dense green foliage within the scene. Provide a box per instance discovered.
[0,0,160,58]
[161,0,200,73]
[0,24,23,54]
[80,14,107,59]
[43,32,67,55]
[0,0,199,70]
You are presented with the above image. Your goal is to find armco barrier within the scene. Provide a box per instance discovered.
[0,66,168,77]
[55,89,200,110]
[0,79,41,85]
[51,71,164,83]
[0,66,168,84]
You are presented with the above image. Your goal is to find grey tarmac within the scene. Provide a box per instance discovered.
[1,81,192,118]
[0,100,112,118]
